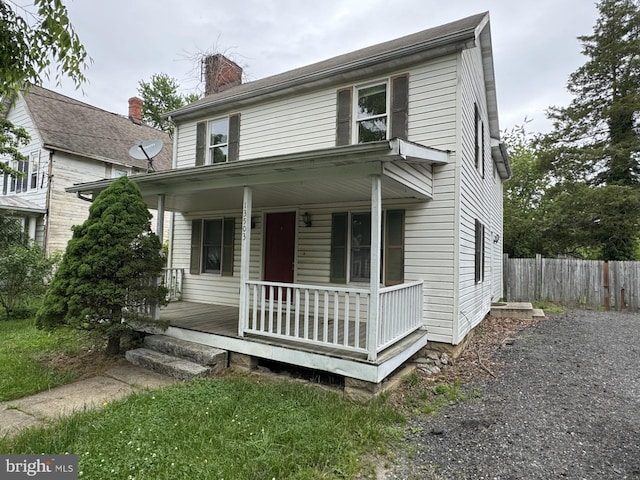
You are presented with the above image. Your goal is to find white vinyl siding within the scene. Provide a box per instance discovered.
[168,46,504,347]
[454,43,504,343]
[175,56,458,167]
[240,89,337,159]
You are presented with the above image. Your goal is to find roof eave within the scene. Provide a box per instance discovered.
[66,139,450,196]
[168,28,480,122]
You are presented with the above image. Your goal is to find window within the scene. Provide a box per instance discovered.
[195,114,240,166]
[30,151,39,189]
[474,103,485,177]
[475,219,485,283]
[113,168,129,178]
[208,118,229,164]
[190,218,235,275]
[336,74,408,146]
[9,160,28,193]
[350,212,372,282]
[330,210,404,285]
[355,83,388,143]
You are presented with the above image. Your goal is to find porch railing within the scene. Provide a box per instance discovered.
[163,268,184,301]
[242,280,424,360]
[377,281,424,353]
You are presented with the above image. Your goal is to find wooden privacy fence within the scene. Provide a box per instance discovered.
[504,254,640,310]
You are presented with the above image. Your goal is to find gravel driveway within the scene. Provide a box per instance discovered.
[389,310,640,479]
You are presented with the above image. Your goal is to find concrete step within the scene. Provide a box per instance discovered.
[532,308,546,318]
[144,335,227,370]
[490,302,534,319]
[125,348,211,380]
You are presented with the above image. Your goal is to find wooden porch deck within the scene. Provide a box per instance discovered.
[157,301,428,381]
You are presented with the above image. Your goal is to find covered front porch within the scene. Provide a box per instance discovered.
[70,139,449,383]
[157,296,428,383]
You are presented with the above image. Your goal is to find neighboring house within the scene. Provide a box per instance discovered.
[69,12,511,388]
[0,85,172,254]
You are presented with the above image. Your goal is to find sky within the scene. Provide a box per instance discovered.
[43,0,600,136]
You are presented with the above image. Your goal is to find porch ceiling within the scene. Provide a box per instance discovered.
[67,139,449,212]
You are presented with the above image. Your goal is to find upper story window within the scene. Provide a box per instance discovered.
[113,168,129,178]
[30,151,40,190]
[195,114,240,167]
[336,74,408,147]
[208,118,229,164]
[355,83,388,143]
[9,160,28,193]
[474,103,485,178]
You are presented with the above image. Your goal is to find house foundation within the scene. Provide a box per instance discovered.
[228,352,259,371]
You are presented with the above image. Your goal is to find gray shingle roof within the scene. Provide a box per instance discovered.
[170,12,488,120]
[23,85,172,171]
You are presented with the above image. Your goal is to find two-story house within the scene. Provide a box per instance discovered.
[0,86,172,253]
[69,12,510,391]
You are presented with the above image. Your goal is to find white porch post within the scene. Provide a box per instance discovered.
[238,186,253,337]
[27,216,37,244]
[154,194,165,321]
[156,194,165,244]
[367,175,382,361]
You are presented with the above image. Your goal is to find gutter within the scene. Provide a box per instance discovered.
[168,29,478,122]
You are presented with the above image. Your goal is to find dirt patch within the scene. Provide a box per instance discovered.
[40,347,128,381]
[389,313,543,407]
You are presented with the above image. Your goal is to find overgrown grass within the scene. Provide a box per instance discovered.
[0,318,94,401]
[0,377,404,479]
[531,301,565,313]
[400,375,480,416]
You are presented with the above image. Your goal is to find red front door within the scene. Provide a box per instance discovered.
[264,212,296,283]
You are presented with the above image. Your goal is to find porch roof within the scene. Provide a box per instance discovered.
[67,139,449,212]
[0,196,46,214]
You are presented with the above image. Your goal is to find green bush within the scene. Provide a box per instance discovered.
[0,215,56,320]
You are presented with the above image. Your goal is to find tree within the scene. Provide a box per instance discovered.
[0,214,56,319]
[36,177,168,354]
[138,73,199,135]
[1,0,89,175]
[502,124,553,257]
[538,0,640,260]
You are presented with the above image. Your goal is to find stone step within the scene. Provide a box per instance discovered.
[144,335,227,370]
[125,348,211,380]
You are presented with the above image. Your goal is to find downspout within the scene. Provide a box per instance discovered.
[43,150,54,253]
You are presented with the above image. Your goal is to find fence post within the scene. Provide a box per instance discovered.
[535,254,542,302]
[603,261,610,311]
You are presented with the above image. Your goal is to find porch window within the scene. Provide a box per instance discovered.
[330,210,404,285]
[190,218,235,275]
[475,219,485,283]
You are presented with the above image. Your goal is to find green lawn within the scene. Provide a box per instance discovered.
[0,318,95,402]
[0,377,404,479]
[0,320,473,479]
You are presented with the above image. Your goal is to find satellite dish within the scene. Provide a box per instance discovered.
[128,139,163,172]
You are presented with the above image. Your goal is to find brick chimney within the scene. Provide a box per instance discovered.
[203,54,243,95]
[128,96,143,124]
